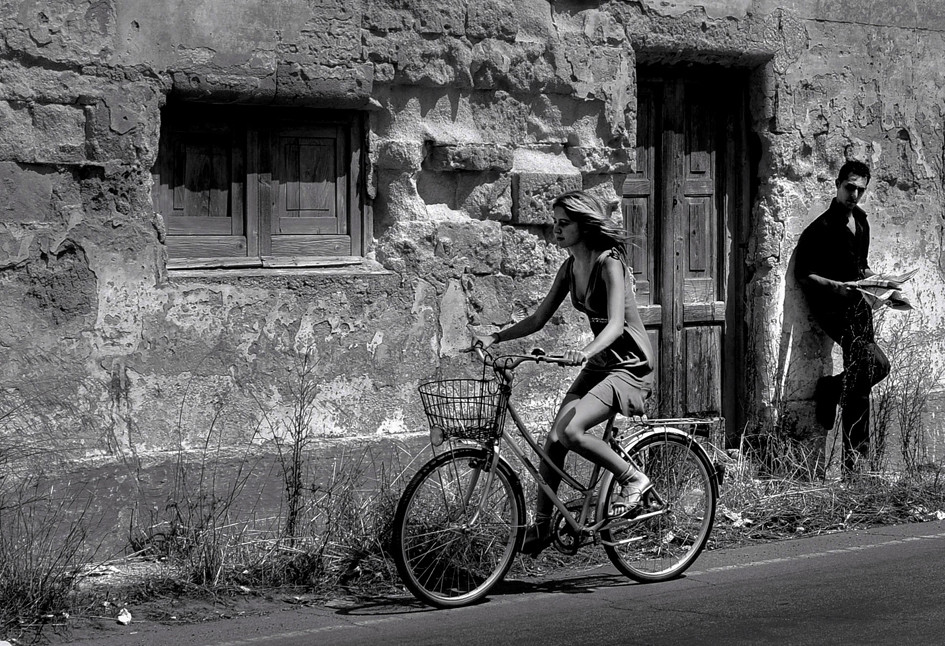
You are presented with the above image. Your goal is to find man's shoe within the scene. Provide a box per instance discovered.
[814,376,840,428]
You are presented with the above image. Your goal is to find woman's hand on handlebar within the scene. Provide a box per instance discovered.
[473,333,498,350]
[561,348,587,366]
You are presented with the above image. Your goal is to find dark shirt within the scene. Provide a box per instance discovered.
[565,249,654,380]
[794,198,871,314]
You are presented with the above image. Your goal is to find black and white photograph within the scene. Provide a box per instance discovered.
[1,1,943,644]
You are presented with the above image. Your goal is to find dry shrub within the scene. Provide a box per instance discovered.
[871,311,945,474]
[715,442,945,548]
[0,477,99,635]
[243,445,406,596]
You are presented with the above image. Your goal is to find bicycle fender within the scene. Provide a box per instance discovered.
[625,426,724,487]
[626,426,714,463]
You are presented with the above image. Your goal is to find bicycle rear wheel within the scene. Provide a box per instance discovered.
[391,447,525,608]
[601,431,717,582]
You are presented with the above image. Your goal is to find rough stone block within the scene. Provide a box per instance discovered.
[372,62,396,83]
[100,93,139,136]
[582,9,627,45]
[375,140,425,170]
[500,226,562,278]
[25,245,96,326]
[512,0,555,40]
[466,0,519,41]
[513,172,582,225]
[32,104,88,162]
[363,0,414,32]
[412,3,466,36]
[0,227,34,269]
[298,19,361,67]
[566,146,633,175]
[416,168,458,208]
[0,162,55,223]
[276,62,374,103]
[0,101,36,160]
[395,36,472,88]
[433,220,503,276]
[426,144,513,172]
[470,40,555,94]
[469,40,512,89]
[170,70,278,103]
[457,174,512,222]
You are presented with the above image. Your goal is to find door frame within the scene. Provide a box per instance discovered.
[631,66,751,440]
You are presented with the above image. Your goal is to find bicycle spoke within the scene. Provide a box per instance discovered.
[392,448,523,607]
[602,433,716,582]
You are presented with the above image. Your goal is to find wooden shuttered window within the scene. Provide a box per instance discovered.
[152,105,364,267]
[269,127,354,257]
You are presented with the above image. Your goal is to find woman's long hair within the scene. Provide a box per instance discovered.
[552,190,630,263]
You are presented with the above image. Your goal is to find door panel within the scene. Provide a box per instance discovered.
[678,83,724,417]
[684,326,723,415]
[623,84,657,309]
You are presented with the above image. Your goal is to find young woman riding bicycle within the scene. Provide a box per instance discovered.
[474,189,655,556]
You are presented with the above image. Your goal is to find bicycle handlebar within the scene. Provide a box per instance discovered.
[469,345,582,371]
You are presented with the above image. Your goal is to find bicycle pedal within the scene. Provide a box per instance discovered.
[641,490,660,509]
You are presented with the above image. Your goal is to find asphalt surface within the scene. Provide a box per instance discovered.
[67,520,945,646]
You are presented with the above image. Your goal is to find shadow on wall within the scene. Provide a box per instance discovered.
[773,246,833,442]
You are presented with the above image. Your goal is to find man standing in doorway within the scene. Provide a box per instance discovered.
[794,160,890,475]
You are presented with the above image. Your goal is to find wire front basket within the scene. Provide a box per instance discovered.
[418,378,510,443]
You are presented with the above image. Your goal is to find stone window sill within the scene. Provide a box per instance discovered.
[166,256,393,279]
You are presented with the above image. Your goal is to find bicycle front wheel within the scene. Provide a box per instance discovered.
[391,447,525,608]
[601,431,717,582]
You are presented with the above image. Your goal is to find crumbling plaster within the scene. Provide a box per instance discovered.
[0,0,943,464]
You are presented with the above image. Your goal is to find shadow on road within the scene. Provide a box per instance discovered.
[493,572,633,597]
[332,571,634,616]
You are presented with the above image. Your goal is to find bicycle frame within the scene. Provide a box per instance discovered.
[501,406,701,538]
[498,403,634,536]
[464,348,675,540]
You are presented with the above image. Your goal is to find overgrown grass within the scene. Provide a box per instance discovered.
[124,444,408,601]
[0,477,100,636]
[4,430,945,638]
[517,437,945,573]
[2,329,945,639]
[121,346,413,599]
[713,444,945,546]
[870,311,945,473]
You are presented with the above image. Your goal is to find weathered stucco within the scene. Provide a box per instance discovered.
[1,0,943,466]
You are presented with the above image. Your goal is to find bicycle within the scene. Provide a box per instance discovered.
[391,346,722,608]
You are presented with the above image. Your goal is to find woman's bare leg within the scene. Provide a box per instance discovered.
[552,393,630,473]
[535,393,634,520]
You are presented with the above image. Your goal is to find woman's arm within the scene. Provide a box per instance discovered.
[475,260,570,349]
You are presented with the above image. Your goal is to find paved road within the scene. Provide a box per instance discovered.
[71,520,945,645]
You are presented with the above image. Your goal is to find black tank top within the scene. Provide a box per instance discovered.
[565,249,654,379]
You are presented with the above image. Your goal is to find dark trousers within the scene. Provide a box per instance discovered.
[814,298,890,472]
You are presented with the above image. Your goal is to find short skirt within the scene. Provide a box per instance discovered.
[566,365,652,417]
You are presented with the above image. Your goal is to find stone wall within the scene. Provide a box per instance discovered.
[0,0,943,466]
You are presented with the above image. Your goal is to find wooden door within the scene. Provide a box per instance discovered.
[623,71,747,432]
